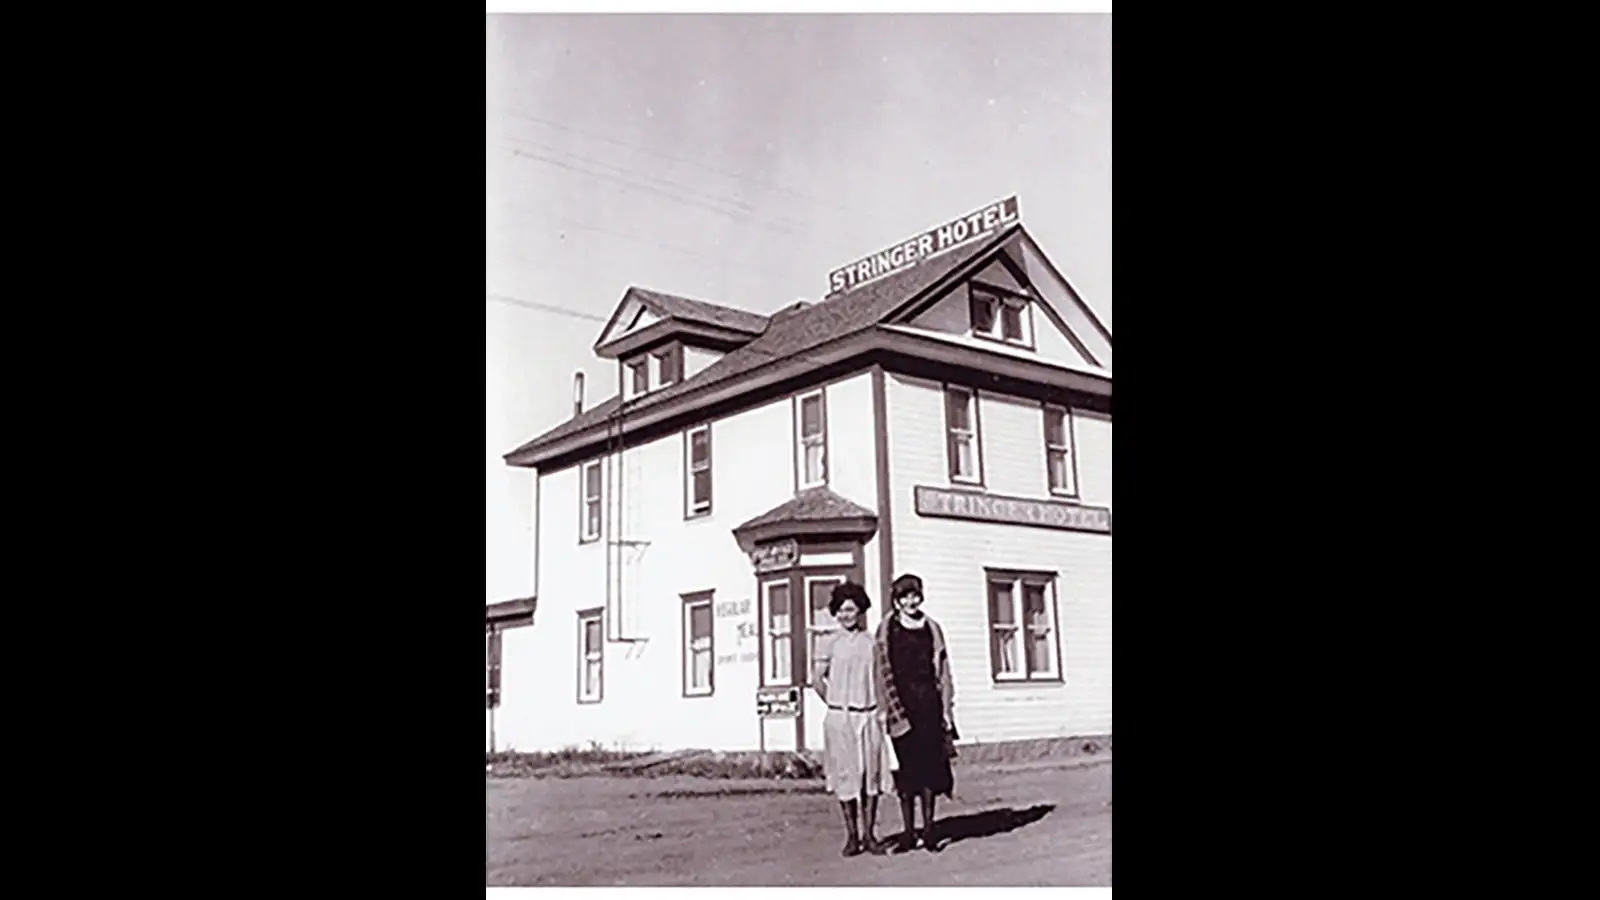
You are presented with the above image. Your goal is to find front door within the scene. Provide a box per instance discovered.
[756,567,858,752]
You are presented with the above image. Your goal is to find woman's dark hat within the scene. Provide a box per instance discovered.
[890,573,923,599]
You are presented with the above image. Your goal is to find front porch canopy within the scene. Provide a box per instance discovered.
[731,487,879,553]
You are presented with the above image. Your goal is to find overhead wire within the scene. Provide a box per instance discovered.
[492,206,804,283]
[507,148,807,238]
[493,106,896,225]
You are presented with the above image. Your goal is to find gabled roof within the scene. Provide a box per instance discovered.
[735,487,877,533]
[732,487,880,551]
[627,288,770,337]
[505,227,1018,465]
[592,287,770,359]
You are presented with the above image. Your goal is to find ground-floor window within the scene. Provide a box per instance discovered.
[682,592,714,697]
[577,608,604,703]
[986,570,1063,682]
[805,575,846,685]
[761,580,792,686]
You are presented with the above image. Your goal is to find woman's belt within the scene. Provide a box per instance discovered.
[827,703,878,713]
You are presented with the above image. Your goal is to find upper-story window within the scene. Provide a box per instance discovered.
[652,348,676,388]
[626,346,681,399]
[685,424,712,518]
[970,285,1031,347]
[796,390,827,489]
[627,359,649,398]
[944,385,983,485]
[580,460,602,544]
[1043,404,1077,497]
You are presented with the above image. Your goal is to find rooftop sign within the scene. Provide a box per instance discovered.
[827,195,1020,296]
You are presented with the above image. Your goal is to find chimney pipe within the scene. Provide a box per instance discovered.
[573,371,585,417]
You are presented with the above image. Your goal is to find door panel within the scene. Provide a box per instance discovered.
[757,577,799,751]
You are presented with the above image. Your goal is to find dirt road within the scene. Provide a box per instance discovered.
[486,758,1111,886]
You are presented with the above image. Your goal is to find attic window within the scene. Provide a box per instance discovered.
[652,349,675,387]
[969,286,1030,347]
[625,346,681,399]
[628,359,649,397]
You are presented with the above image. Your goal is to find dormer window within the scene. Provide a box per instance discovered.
[624,345,683,400]
[628,359,649,398]
[970,286,1031,347]
[652,349,675,387]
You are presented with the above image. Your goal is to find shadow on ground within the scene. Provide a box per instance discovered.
[885,804,1056,850]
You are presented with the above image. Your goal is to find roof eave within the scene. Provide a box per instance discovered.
[504,327,882,469]
[1013,224,1113,346]
[502,326,1111,470]
[732,515,880,554]
[595,318,761,360]
[486,596,537,629]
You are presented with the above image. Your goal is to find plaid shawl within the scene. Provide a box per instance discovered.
[873,613,956,746]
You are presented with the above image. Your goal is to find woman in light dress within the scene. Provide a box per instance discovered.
[811,581,896,857]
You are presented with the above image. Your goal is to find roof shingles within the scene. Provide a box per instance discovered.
[506,229,1013,462]
[734,487,877,534]
[627,288,770,336]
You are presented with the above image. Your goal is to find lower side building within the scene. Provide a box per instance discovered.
[486,482,1110,755]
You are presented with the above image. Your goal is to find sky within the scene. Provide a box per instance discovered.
[486,13,1112,603]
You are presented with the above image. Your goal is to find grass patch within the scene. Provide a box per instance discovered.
[487,746,825,781]
[486,742,653,778]
[487,735,1111,780]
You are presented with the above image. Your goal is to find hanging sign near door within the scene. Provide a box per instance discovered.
[757,686,801,718]
[751,539,799,574]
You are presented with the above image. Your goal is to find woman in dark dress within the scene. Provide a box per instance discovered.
[873,573,958,853]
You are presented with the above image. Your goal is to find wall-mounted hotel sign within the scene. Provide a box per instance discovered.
[826,195,1020,296]
[914,485,1112,535]
[750,539,799,574]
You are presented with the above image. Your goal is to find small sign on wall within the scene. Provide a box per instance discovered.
[751,540,799,574]
[757,686,801,718]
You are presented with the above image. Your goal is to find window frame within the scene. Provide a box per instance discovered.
[681,592,715,698]
[793,388,829,491]
[984,569,1064,684]
[652,348,677,388]
[576,607,605,704]
[803,575,848,687]
[579,460,603,544]
[1043,403,1080,498]
[968,283,1036,350]
[627,358,650,398]
[759,578,795,688]
[943,384,985,486]
[684,423,713,519]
